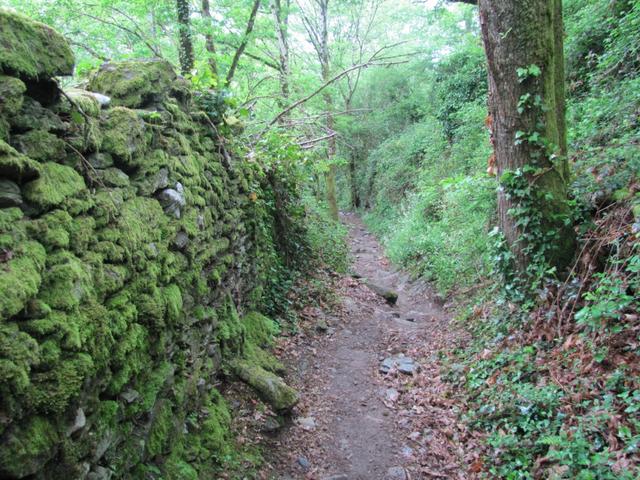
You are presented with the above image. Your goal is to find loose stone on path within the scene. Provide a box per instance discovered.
[379,355,420,375]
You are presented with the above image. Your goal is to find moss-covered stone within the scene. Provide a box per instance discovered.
[101,107,147,168]
[10,96,66,132]
[0,417,59,478]
[23,162,85,210]
[37,251,93,311]
[0,322,39,396]
[0,138,40,182]
[11,129,66,162]
[58,88,102,117]
[0,9,74,79]
[95,167,130,188]
[0,178,22,207]
[0,240,46,320]
[231,360,299,412]
[88,59,177,109]
[27,353,94,413]
[243,311,280,347]
[146,399,174,457]
[0,74,26,116]
[27,209,74,250]
[0,117,8,141]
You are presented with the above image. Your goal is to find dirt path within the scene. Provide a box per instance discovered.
[261,213,476,479]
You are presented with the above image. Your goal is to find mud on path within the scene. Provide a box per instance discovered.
[259,213,479,479]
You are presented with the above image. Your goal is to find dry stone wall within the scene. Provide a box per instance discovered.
[0,10,298,479]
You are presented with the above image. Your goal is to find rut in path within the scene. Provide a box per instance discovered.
[262,213,473,480]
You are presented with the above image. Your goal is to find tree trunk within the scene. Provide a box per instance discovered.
[319,0,339,220]
[272,0,290,115]
[201,0,219,78]
[349,154,360,209]
[478,0,574,272]
[176,0,194,75]
[324,99,339,220]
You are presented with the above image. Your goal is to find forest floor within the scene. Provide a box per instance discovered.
[255,213,482,479]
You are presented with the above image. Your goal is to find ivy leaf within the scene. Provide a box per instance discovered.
[528,64,542,77]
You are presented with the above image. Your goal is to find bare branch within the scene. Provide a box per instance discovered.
[69,39,111,62]
[261,58,407,133]
[298,132,337,148]
[218,40,280,70]
[78,12,164,58]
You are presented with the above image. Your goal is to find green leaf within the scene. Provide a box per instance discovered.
[71,110,84,125]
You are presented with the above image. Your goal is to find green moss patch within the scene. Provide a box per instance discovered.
[0,74,26,116]
[0,8,74,78]
[59,88,101,117]
[88,59,176,109]
[101,107,148,168]
[0,416,60,478]
[22,162,85,210]
[231,360,299,412]
[11,129,66,162]
[0,139,40,183]
[0,240,46,320]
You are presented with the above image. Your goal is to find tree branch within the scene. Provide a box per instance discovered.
[78,12,163,58]
[261,59,407,134]
[218,40,280,70]
[69,39,111,62]
[298,132,337,148]
[225,0,262,85]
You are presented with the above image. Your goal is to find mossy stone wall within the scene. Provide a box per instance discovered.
[0,10,296,479]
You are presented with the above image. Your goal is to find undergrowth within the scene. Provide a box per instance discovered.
[345,1,640,478]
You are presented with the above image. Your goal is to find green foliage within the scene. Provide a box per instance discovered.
[350,43,493,295]
[303,194,350,274]
[367,174,494,294]
[575,271,637,333]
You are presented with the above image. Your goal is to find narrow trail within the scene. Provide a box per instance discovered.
[262,213,475,480]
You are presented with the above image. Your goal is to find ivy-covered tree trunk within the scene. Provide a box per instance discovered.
[176,0,194,75]
[478,0,574,272]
